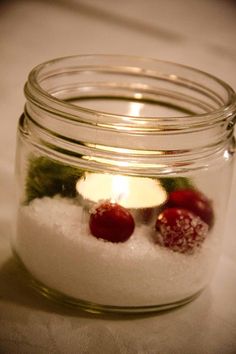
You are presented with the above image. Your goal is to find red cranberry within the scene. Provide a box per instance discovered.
[167,189,214,228]
[89,201,135,243]
[155,208,208,254]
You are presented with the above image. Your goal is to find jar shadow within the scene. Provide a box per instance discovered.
[0,254,212,321]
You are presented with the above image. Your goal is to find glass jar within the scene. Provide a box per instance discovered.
[13,55,236,314]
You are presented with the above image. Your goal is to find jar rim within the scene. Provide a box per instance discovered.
[25,54,236,131]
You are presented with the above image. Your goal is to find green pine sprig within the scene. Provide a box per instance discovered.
[25,156,84,204]
[159,176,194,193]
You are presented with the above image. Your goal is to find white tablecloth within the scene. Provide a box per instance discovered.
[1,1,236,352]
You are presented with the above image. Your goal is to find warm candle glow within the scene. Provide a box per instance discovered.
[111,175,129,203]
[76,173,167,209]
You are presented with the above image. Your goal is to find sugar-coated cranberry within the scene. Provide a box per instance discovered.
[155,208,208,254]
[167,189,214,228]
[89,201,135,243]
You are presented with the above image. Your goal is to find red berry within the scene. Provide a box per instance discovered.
[155,208,208,254]
[89,201,135,243]
[167,189,214,228]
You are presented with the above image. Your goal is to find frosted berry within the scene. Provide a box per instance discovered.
[167,189,214,228]
[89,201,135,243]
[155,208,208,254]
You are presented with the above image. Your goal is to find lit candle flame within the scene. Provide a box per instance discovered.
[111,175,129,203]
[76,173,167,209]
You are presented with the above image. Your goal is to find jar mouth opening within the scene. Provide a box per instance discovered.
[25,54,236,130]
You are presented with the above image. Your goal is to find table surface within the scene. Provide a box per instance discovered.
[1,0,236,353]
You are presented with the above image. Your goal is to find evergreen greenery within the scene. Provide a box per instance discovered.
[25,156,84,204]
[159,177,194,193]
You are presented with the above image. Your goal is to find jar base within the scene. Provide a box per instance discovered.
[13,250,204,315]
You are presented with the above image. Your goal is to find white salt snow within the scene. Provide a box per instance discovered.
[14,196,220,307]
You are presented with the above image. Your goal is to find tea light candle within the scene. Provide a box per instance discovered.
[76,173,167,224]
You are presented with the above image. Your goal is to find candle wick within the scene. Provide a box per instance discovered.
[117,192,123,203]
[111,192,124,204]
